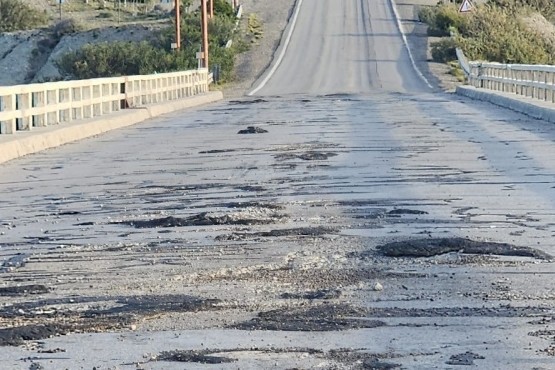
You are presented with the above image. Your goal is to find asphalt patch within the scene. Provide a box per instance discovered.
[229,98,268,105]
[237,126,268,134]
[387,209,428,216]
[0,294,220,346]
[363,359,402,369]
[220,201,284,210]
[215,226,338,241]
[231,304,385,331]
[446,351,485,365]
[375,237,553,260]
[280,289,341,300]
[113,212,278,228]
[157,350,236,364]
[156,347,324,364]
[326,348,401,369]
[298,152,338,161]
[198,149,239,154]
[0,325,65,346]
[275,152,338,161]
[0,285,49,296]
[260,226,338,237]
[365,305,550,318]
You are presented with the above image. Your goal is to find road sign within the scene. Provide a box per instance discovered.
[459,0,473,12]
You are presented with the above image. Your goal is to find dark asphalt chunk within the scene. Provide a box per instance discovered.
[297,152,338,161]
[1,253,31,272]
[327,348,402,369]
[363,359,402,369]
[0,285,49,296]
[446,351,485,365]
[29,363,45,370]
[221,201,284,210]
[0,325,64,346]
[198,148,239,154]
[387,209,428,216]
[376,237,553,260]
[235,185,267,192]
[113,212,279,228]
[229,98,268,105]
[280,289,341,300]
[157,347,324,364]
[260,226,339,237]
[237,126,268,134]
[215,227,338,241]
[157,350,237,364]
[275,152,338,161]
[231,304,385,331]
[365,306,550,318]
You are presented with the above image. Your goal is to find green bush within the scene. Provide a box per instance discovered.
[213,0,235,18]
[57,41,194,79]
[418,4,467,37]
[57,0,246,83]
[487,0,555,19]
[431,38,457,63]
[456,5,555,64]
[0,0,49,32]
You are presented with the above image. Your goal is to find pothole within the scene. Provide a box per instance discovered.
[231,304,386,331]
[374,237,552,260]
[112,210,286,229]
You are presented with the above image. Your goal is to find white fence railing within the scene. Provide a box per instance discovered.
[457,48,555,103]
[0,69,210,135]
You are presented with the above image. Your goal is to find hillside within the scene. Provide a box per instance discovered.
[0,0,175,85]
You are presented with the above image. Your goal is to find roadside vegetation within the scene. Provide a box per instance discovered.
[55,0,250,83]
[419,0,555,65]
[0,0,49,31]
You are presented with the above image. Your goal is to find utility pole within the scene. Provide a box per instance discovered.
[208,0,214,19]
[201,0,209,68]
[174,0,181,50]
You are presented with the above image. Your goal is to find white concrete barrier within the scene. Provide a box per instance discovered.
[455,48,555,121]
[0,68,223,164]
[467,62,555,103]
[0,69,210,135]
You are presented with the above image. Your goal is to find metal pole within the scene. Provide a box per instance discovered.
[201,0,209,68]
[175,0,181,50]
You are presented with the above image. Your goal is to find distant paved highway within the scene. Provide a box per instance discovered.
[252,0,431,95]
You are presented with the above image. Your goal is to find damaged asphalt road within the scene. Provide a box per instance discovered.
[1,93,555,369]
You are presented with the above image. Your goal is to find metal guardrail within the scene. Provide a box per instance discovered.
[456,48,555,103]
[0,69,210,135]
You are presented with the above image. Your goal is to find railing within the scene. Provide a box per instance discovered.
[457,48,555,103]
[0,69,210,135]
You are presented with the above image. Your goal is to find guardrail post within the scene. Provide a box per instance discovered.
[19,93,31,130]
[71,87,81,120]
[1,95,16,134]
[120,79,129,109]
[34,90,47,127]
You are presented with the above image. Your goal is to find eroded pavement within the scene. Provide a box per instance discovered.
[1,93,555,369]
